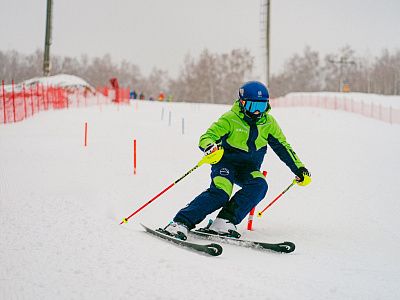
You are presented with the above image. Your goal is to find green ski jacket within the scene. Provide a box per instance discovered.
[199,101,304,173]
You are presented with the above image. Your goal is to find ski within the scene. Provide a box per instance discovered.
[190,229,295,253]
[140,224,223,257]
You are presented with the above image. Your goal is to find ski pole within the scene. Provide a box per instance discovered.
[120,149,224,224]
[257,179,297,218]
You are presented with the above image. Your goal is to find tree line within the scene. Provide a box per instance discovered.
[1,46,399,103]
[270,46,400,97]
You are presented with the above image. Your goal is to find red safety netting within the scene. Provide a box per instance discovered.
[0,80,132,124]
[271,94,400,125]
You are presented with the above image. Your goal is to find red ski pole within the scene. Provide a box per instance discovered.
[120,149,224,225]
[257,179,296,218]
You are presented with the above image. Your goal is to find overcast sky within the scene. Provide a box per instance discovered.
[1,0,400,80]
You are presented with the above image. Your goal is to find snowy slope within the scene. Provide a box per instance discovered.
[1,100,399,300]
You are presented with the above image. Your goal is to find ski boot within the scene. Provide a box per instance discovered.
[160,221,189,241]
[199,218,241,239]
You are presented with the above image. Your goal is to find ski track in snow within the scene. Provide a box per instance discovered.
[1,100,400,300]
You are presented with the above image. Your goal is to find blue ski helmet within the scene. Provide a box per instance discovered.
[238,81,270,119]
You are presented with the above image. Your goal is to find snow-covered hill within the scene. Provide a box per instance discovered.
[2,74,95,93]
[1,100,399,299]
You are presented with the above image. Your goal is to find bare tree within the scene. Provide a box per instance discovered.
[270,46,321,96]
[2,47,399,98]
[169,48,254,103]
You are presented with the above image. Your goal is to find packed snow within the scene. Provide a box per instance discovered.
[1,99,399,299]
[2,74,95,93]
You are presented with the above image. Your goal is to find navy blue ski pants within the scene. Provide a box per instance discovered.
[173,160,268,230]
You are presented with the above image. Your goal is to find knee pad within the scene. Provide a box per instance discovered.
[212,176,233,198]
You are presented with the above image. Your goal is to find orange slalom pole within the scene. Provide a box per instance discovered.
[247,170,267,230]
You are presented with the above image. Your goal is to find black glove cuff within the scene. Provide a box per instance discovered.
[296,167,310,178]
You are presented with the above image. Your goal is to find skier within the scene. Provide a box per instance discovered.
[164,81,311,240]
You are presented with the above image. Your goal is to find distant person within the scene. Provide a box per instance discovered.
[130,89,137,100]
[139,92,145,100]
[158,91,165,101]
[109,77,120,103]
[163,81,311,240]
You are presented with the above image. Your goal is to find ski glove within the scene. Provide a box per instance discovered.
[204,143,221,156]
[295,167,312,186]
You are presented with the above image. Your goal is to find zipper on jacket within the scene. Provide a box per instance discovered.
[247,122,258,153]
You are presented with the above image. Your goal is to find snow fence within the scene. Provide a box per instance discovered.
[271,93,400,125]
[0,80,131,124]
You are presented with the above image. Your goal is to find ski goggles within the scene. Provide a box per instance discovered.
[242,99,269,113]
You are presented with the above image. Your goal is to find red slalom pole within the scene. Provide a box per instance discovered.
[247,207,256,230]
[84,122,88,146]
[247,170,267,230]
[133,139,137,175]
[257,180,297,218]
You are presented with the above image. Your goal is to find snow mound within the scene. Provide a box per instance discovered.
[4,74,95,93]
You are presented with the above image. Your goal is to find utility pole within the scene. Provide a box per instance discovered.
[260,0,271,86]
[265,0,271,86]
[43,0,53,76]
[328,56,355,92]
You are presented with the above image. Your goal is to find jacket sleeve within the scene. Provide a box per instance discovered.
[267,115,304,174]
[198,113,231,150]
